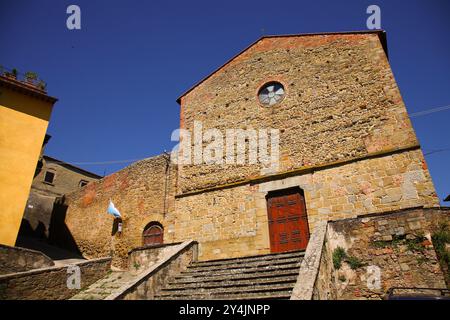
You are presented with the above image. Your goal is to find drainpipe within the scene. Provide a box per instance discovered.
[162,151,171,216]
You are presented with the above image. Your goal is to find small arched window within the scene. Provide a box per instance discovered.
[143,222,164,246]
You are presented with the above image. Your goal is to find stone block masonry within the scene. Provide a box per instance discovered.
[177,33,418,194]
[0,257,111,300]
[62,148,438,265]
[313,208,449,300]
[61,32,439,265]
[0,244,54,275]
[128,242,182,274]
[173,184,270,260]
[291,221,328,300]
[63,155,176,268]
[173,148,438,261]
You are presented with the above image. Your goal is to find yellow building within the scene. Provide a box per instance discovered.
[0,73,57,246]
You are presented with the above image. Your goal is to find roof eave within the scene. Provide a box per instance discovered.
[43,155,103,179]
[0,75,58,104]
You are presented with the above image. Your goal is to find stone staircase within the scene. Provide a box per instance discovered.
[154,250,304,300]
[70,270,137,300]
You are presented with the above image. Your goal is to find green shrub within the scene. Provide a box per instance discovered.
[25,71,38,80]
[333,247,347,269]
[347,255,364,270]
[432,222,450,284]
[37,80,47,91]
[406,239,425,252]
[333,246,365,270]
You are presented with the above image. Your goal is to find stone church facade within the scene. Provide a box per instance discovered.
[60,31,439,267]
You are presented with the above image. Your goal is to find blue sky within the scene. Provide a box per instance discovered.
[0,0,449,203]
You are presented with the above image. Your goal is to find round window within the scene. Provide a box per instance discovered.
[258,82,285,106]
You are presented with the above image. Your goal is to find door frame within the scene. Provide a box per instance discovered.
[265,186,310,253]
[142,221,164,246]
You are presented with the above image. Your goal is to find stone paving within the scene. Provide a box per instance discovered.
[70,270,137,300]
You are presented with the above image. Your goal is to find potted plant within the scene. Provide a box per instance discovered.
[25,71,38,85]
[37,79,47,91]
[5,68,18,80]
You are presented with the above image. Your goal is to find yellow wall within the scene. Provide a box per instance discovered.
[0,86,54,245]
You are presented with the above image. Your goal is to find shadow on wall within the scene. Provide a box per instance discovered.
[20,193,57,240]
[16,196,83,260]
[112,218,122,236]
[18,195,121,262]
[47,197,82,256]
[18,219,47,239]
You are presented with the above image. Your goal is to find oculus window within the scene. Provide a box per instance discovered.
[258,82,285,106]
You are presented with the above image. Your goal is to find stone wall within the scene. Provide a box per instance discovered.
[127,242,181,274]
[20,192,57,239]
[0,257,111,300]
[63,154,176,268]
[20,156,101,240]
[31,155,101,197]
[0,244,54,275]
[174,184,270,260]
[173,148,438,261]
[313,207,449,300]
[177,32,418,194]
[60,32,439,265]
[314,231,337,300]
[62,148,438,264]
[291,221,327,300]
[107,241,197,300]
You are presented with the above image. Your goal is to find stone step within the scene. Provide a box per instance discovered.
[155,290,292,300]
[192,250,305,267]
[70,251,303,300]
[156,283,294,299]
[155,251,303,300]
[165,275,297,290]
[173,268,300,284]
[178,261,301,278]
[187,256,303,272]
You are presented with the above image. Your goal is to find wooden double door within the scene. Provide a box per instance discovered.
[267,188,310,253]
[143,224,163,246]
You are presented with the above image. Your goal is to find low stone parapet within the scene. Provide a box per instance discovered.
[314,207,449,300]
[106,240,197,300]
[0,244,54,275]
[0,257,111,300]
[290,221,327,300]
[127,242,182,274]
